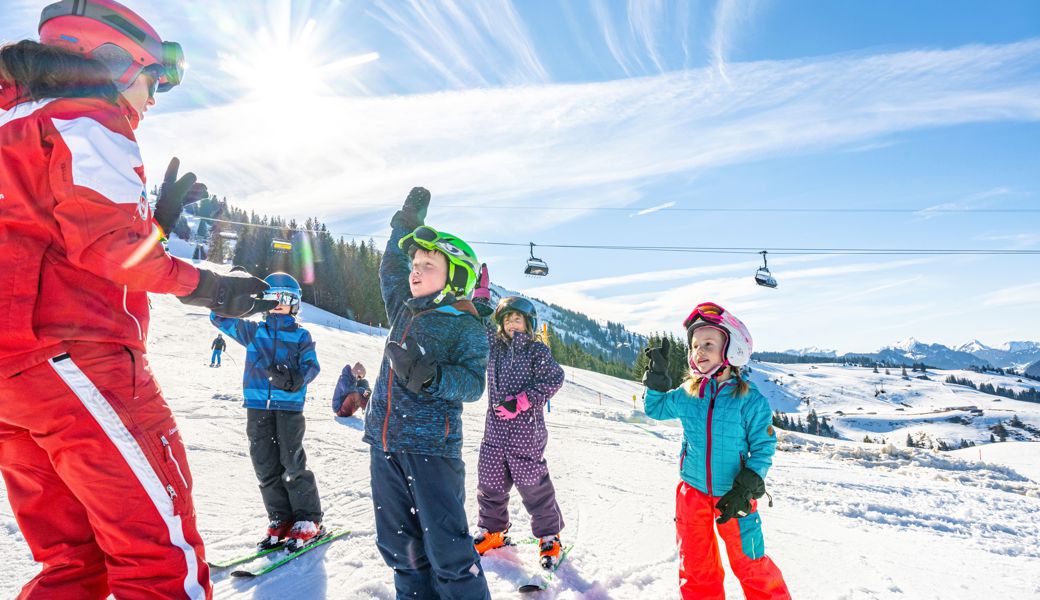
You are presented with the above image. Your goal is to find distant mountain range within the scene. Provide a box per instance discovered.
[780,338,1040,370]
[488,284,646,365]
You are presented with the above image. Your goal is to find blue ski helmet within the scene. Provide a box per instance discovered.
[263,272,302,315]
[494,296,537,331]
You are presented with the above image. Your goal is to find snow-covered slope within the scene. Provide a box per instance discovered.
[2,277,1039,598]
[748,362,1040,449]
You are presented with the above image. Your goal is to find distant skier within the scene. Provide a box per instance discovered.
[331,361,371,417]
[0,2,274,598]
[364,187,491,599]
[210,272,325,552]
[210,333,226,367]
[642,302,790,599]
[471,265,567,569]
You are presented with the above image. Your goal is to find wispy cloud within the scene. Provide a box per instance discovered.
[138,39,1040,238]
[368,0,548,88]
[627,0,668,73]
[980,281,1040,308]
[915,186,1016,219]
[632,201,676,216]
[710,0,762,81]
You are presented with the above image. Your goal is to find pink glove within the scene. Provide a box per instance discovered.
[473,263,490,302]
[494,391,531,420]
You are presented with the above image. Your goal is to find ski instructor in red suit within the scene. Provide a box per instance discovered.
[0,2,277,598]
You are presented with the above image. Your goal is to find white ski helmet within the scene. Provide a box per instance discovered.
[684,302,753,368]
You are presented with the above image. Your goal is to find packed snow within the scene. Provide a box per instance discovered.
[2,275,1039,599]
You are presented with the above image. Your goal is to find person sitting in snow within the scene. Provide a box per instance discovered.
[331,361,371,417]
[470,267,567,569]
[364,187,491,599]
[210,272,325,552]
[642,302,790,600]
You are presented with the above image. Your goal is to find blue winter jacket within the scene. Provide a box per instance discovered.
[362,222,489,458]
[210,313,320,411]
[645,378,776,497]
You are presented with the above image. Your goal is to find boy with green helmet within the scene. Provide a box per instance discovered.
[364,187,491,599]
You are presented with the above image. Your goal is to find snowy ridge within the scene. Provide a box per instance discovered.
[2,265,1039,598]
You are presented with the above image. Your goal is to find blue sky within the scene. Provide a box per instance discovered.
[4,1,1038,352]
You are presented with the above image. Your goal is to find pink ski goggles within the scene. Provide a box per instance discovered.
[683,302,726,330]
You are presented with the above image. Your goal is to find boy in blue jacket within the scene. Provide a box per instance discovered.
[364,187,491,599]
[211,272,324,552]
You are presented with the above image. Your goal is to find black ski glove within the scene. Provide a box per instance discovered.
[179,270,278,318]
[386,337,438,393]
[390,187,430,231]
[154,157,208,236]
[715,468,766,524]
[641,338,672,392]
[268,364,304,392]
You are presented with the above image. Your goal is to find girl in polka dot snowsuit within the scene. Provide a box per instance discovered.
[475,295,566,548]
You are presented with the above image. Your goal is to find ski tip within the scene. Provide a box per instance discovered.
[229,570,256,578]
[518,582,547,593]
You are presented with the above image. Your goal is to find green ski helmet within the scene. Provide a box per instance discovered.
[399,225,480,297]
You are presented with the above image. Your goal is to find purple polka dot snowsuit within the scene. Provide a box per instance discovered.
[477,330,566,537]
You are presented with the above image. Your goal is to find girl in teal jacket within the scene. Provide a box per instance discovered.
[642,302,790,600]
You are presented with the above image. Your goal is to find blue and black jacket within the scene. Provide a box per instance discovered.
[362,222,489,458]
[210,312,320,411]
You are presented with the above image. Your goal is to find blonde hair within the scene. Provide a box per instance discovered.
[682,365,750,397]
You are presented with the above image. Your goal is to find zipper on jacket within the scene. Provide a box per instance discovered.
[161,435,189,489]
[267,318,280,410]
[122,285,143,341]
[383,315,419,451]
[704,380,732,496]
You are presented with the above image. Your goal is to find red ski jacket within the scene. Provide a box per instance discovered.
[0,83,200,377]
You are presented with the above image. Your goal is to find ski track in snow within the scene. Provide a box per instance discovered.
[2,287,1040,598]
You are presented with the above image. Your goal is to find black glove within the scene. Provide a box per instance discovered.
[390,187,430,231]
[268,364,303,392]
[715,468,766,524]
[154,157,207,235]
[386,337,437,393]
[641,338,672,392]
[179,270,278,318]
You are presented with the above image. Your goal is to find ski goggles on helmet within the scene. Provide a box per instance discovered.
[263,290,300,306]
[683,302,726,330]
[400,226,470,261]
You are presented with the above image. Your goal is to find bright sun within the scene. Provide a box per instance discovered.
[218,14,377,100]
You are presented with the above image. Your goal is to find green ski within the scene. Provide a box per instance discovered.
[208,543,284,569]
[518,543,574,593]
[229,529,349,578]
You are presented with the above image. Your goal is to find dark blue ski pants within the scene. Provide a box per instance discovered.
[370,446,490,600]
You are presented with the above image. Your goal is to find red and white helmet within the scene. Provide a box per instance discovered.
[684,302,753,368]
[39,0,184,93]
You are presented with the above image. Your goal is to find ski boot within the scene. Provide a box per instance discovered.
[285,520,324,552]
[258,519,291,550]
[473,527,509,555]
[538,534,562,569]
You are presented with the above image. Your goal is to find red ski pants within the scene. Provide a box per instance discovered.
[675,481,790,600]
[0,342,211,600]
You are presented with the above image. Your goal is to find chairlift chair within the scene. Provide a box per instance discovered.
[219,231,238,240]
[755,250,778,288]
[524,242,549,276]
[271,238,293,254]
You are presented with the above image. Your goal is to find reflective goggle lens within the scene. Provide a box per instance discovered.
[156,41,184,92]
[683,303,725,329]
[263,291,300,306]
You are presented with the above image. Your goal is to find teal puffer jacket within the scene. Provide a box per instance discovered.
[645,377,776,497]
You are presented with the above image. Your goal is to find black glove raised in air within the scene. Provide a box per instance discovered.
[641,338,672,392]
[390,187,430,231]
[154,157,208,236]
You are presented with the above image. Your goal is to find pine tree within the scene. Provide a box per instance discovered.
[906,433,915,448]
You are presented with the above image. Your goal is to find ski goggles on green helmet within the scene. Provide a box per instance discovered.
[399,225,480,296]
[262,290,300,306]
